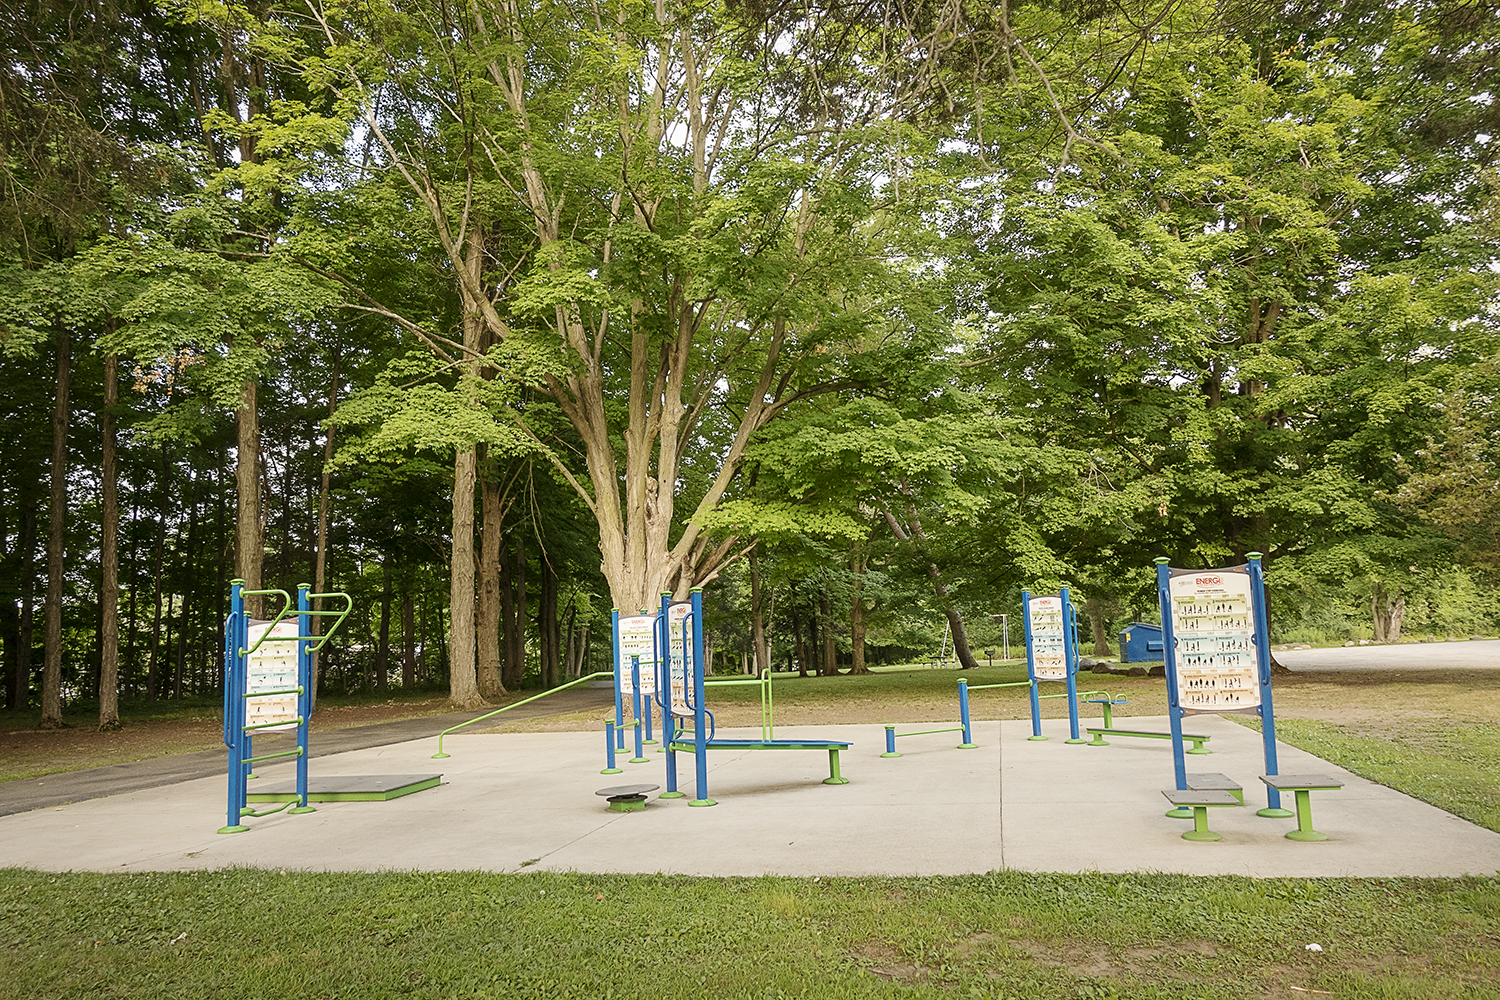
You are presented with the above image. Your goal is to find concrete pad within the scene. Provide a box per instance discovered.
[0,718,1496,877]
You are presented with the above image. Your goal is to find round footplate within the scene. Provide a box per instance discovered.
[596,783,660,813]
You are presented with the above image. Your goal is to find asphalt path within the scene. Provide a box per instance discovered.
[0,685,613,818]
[1275,638,1499,672]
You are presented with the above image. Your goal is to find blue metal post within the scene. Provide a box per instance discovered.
[688,587,714,807]
[1021,589,1044,740]
[602,722,621,773]
[1156,558,1189,795]
[884,725,899,756]
[1247,553,1291,817]
[656,593,683,797]
[220,581,250,833]
[630,655,649,763]
[291,585,314,814]
[957,678,977,747]
[1061,587,1083,743]
[610,609,626,751]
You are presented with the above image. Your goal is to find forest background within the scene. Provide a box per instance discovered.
[1,0,1496,730]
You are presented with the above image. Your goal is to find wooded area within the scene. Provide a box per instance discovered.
[1,0,1496,728]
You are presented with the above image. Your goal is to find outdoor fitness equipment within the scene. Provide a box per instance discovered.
[1020,588,1088,743]
[219,580,351,834]
[1156,553,1299,823]
[653,589,850,806]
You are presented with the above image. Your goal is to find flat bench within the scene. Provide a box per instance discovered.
[1086,728,1212,754]
[1165,772,1243,819]
[1162,788,1240,841]
[1084,696,1129,729]
[1261,774,1343,841]
[667,739,851,784]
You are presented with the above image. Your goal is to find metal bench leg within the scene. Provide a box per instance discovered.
[1285,789,1327,841]
[1087,731,1109,746]
[1181,805,1221,842]
[823,748,849,785]
[1187,738,1212,755]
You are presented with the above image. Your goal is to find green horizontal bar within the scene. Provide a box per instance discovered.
[966,681,1033,691]
[243,718,302,732]
[244,687,303,698]
[892,726,964,738]
[243,748,304,765]
[433,672,614,757]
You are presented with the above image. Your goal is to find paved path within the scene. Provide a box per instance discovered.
[2,718,1496,877]
[0,686,613,818]
[1276,638,1499,672]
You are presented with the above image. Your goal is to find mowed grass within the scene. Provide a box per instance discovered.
[2,869,1498,1000]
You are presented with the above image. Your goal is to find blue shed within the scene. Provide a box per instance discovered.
[1118,622,1164,663]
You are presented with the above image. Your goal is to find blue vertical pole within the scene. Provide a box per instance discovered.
[219,581,249,833]
[1247,553,1291,817]
[957,678,977,747]
[610,609,625,751]
[291,585,315,814]
[1156,558,1189,800]
[1061,587,1083,743]
[658,592,682,797]
[688,587,714,807]
[1021,590,1045,740]
[630,655,648,763]
[602,722,621,773]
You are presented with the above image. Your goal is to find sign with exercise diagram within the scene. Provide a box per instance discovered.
[666,601,694,717]
[615,614,658,696]
[1166,567,1260,712]
[1026,594,1068,681]
[244,619,300,732]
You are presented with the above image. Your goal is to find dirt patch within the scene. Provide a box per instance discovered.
[1011,939,1118,977]
[849,941,933,982]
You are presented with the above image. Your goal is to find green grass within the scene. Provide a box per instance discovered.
[1236,717,1500,834]
[2,869,1497,999]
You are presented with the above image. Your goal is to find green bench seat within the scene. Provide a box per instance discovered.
[667,739,851,784]
[1260,774,1343,841]
[1162,788,1240,841]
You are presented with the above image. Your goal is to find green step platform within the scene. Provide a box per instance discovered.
[246,774,441,803]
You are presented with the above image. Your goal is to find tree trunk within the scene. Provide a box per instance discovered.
[1373,585,1407,643]
[749,548,769,676]
[503,534,527,689]
[234,377,263,618]
[402,590,416,689]
[41,329,69,729]
[1085,596,1113,657]
[541,555,559,688]
[310,344,339,710]
[792,605,807,677]
[12,487,36,712]
[376,566,391,692]
[848,546,869,675]
[818,591,838,675]
[882,506,981,669]
[98,352,121,729]
[476,458,505,699]
[448,444,482,707]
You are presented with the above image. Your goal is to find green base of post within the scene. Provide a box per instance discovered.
[1087,737,1109,746]
[217,825,249,834]
[880,751,902,758]
[607,800,648,813]
[688,798,717,807]
[629,756,649,764]
[643,739,659,746]
[1187,747,1213,755]
[957,743,978,749]
[1257,807,1294,818]
[1064,738,1086,745]
[1165,807,1194,819]
[1182,828,1222,842]
[239,806,253,816]
[822,777,849,785]
[658,790,687,799]
[431,752,450,759]
[1027,735,1048,742]
[1286,829,1328,841]
[600,767,623,775]
[288,805,316,815]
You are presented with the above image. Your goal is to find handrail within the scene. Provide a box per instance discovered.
[239,589,292,657]
[431,671,614,758]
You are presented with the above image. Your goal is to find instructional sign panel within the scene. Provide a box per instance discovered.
[1027,594,1068,681]
[615,614,658,696]
[666,601,694,717]
[244,620,300,731]
[1167,568,1260,711]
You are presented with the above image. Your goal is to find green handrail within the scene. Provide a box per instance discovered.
[432,671,615,758]
[239,589,292,657]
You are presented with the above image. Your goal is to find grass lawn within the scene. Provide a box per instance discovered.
[2,869,1497,999]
